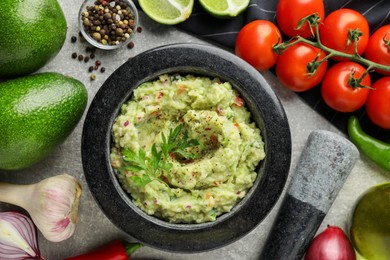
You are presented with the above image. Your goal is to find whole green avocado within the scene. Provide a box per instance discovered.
[0,72,88,171]
[0,0,67,78]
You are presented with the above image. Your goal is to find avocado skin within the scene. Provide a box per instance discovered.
[0,0,67,78]
[0,72,88,171]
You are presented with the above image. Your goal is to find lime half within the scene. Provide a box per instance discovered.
[139,0,194,25]
[199,0,250,18]
[349,182,390,260]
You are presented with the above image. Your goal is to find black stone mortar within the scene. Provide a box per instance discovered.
[81,43,291,252]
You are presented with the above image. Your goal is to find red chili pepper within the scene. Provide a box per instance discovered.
[233,96,244,107]
[156,91,164,100]
[64,240,142,260]
[168,151,175,159]
[177,85,186,94]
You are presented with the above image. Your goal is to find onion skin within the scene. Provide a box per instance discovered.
[0,211,44,259]
[304,225,356,260]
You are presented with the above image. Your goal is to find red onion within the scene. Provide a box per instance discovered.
[0,211,44,259]
[305,225,356,260]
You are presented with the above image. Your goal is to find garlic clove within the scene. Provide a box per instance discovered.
[26,174,82,242]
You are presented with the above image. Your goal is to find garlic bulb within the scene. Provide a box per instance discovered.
[0,174,82,242]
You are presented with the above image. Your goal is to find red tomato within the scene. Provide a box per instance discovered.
[320,9,369,61]
[364,25,390,76]
[365,77,390,129]
[235,20,281,71]
[275,42,328,92]
[276,0,325,38]
[321,62,371,112]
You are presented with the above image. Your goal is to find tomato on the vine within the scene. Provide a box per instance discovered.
[320,9,369,60]
[276,0,324,39]
[321,62,371,112]
[275,42,328,92]
[364,25,390,76]
[235,20,281,71]
[365,77,390,129]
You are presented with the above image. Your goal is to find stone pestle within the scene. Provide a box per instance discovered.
[259,130,359,260]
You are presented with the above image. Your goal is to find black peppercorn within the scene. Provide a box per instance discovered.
[71,52,77,59]
[127,41,134,49]
[78,54,84,61]
[81,0,137,46]
[71,36,77,43]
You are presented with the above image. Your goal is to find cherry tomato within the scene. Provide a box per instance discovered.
[321,62,371,112]
[276,0,325,38]
[365,77,390,129]
[320,9,369,61]
[235,20,281,71]
[364,25,390,76]
[275,42,328,92]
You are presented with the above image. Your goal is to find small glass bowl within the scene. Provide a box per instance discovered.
[78,0,139,50]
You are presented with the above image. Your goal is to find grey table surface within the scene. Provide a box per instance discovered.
[0,1,389,259]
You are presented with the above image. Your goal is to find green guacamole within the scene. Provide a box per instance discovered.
[110,74,265,223]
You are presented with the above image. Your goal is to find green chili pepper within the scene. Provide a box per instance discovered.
[347,116,390,172]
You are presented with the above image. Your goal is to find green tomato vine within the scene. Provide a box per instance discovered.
[272,13,390,88]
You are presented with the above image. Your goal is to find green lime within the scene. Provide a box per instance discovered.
[199,0,250,18]
[349,182,390,260]
[139,0,194,25]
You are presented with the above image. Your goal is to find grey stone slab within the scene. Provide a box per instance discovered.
[0,1,389,259]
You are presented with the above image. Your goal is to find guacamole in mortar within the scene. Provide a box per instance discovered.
[110,74,265,223]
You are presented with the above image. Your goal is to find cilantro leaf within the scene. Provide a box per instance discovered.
[130,174,152,187]
[162,125,200,160]
[161,124,182,157]
[122,148,147,171]
[119,124,199,187]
